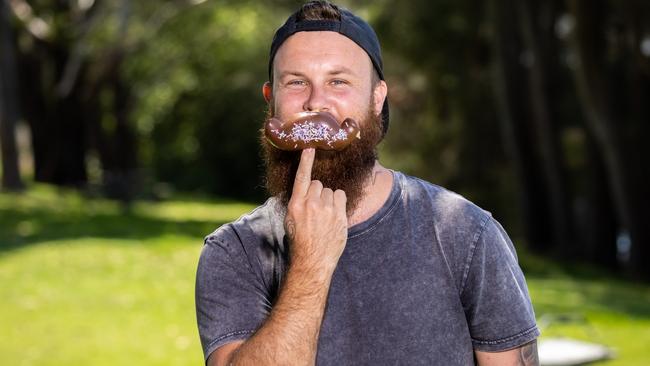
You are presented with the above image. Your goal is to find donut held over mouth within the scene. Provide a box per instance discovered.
[264,111,361,151]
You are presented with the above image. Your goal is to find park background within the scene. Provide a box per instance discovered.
[1,0,649,365]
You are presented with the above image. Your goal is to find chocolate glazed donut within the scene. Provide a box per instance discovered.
[264,111,361,151]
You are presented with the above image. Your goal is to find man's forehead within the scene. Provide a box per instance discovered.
[273,31,372,74]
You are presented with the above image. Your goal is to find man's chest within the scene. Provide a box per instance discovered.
[313,237,475,365]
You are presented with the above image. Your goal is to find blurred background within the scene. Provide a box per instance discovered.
[1,0,649,365]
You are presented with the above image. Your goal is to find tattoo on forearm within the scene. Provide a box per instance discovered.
[285,218,296,241]
[517,341,539,366]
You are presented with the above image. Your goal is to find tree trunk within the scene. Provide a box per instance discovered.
[581,136,618,269]
[0,0,24,190]
[518,0,573,252]
[16,42,88,187]
[568,0,650,280]
[489,0,554,252]
[101,59,138,204]
[620,0,650,280]
[17,48,49,183]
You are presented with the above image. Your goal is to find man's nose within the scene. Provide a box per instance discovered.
[303,85,329,112]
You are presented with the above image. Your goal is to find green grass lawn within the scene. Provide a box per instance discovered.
[1,185,649,365]
[0,185,256,365]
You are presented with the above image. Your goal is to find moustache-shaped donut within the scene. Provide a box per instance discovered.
[264,111,361,151]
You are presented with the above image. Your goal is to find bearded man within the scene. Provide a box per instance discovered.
[195,1,540,365]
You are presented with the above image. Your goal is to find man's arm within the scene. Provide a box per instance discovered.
[475,340,539,366]
[208,257,337,366]
[208,148,348,366]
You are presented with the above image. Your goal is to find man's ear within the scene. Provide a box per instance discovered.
[263,82,273,103]
[372,80,388,116]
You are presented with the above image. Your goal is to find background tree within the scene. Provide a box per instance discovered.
[0,0,23,190]
[374,0,649,278]
[568,0,650,278]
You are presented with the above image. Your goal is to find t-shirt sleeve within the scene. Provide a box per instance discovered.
[460,216,540,352]
[195,229,271,362]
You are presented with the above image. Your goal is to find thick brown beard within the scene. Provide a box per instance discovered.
[261,107,383,216]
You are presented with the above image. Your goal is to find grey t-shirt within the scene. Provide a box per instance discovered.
[195,171,539,365]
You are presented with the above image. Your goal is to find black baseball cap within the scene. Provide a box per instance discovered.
[268,5,390,135]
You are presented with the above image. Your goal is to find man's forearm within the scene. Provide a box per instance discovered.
[227,263,333,365]
[475,340,539,366]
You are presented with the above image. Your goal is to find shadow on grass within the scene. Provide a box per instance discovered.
[0,205,229,254]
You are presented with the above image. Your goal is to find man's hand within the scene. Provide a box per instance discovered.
[284,148,348,274]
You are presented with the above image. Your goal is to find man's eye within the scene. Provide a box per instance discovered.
[287,80,306,86]
[331,79,348,85]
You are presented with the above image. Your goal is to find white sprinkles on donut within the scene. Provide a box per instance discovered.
[284,121,349,147]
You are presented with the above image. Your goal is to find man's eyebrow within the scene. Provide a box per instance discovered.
[277,67,358,79]
[278,71,303,78]
[328,67,356,76]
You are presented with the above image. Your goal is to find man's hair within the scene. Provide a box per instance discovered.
[296,1,342,22]
[275,0,380,87]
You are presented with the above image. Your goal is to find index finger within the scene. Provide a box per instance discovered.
[292,148,315,198]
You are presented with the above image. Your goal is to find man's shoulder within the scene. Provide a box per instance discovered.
[396,171,491,227]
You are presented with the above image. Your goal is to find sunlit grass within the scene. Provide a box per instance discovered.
[133,199,256,223]
[0,238,201,365]
[527,275,650,366]
[1,185,649,365]
[0,185,256,365]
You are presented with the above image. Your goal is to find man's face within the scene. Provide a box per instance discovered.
[266,31,385,125]
[262,31,388,215]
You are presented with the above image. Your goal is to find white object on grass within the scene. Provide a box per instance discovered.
[538,337,614,366]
